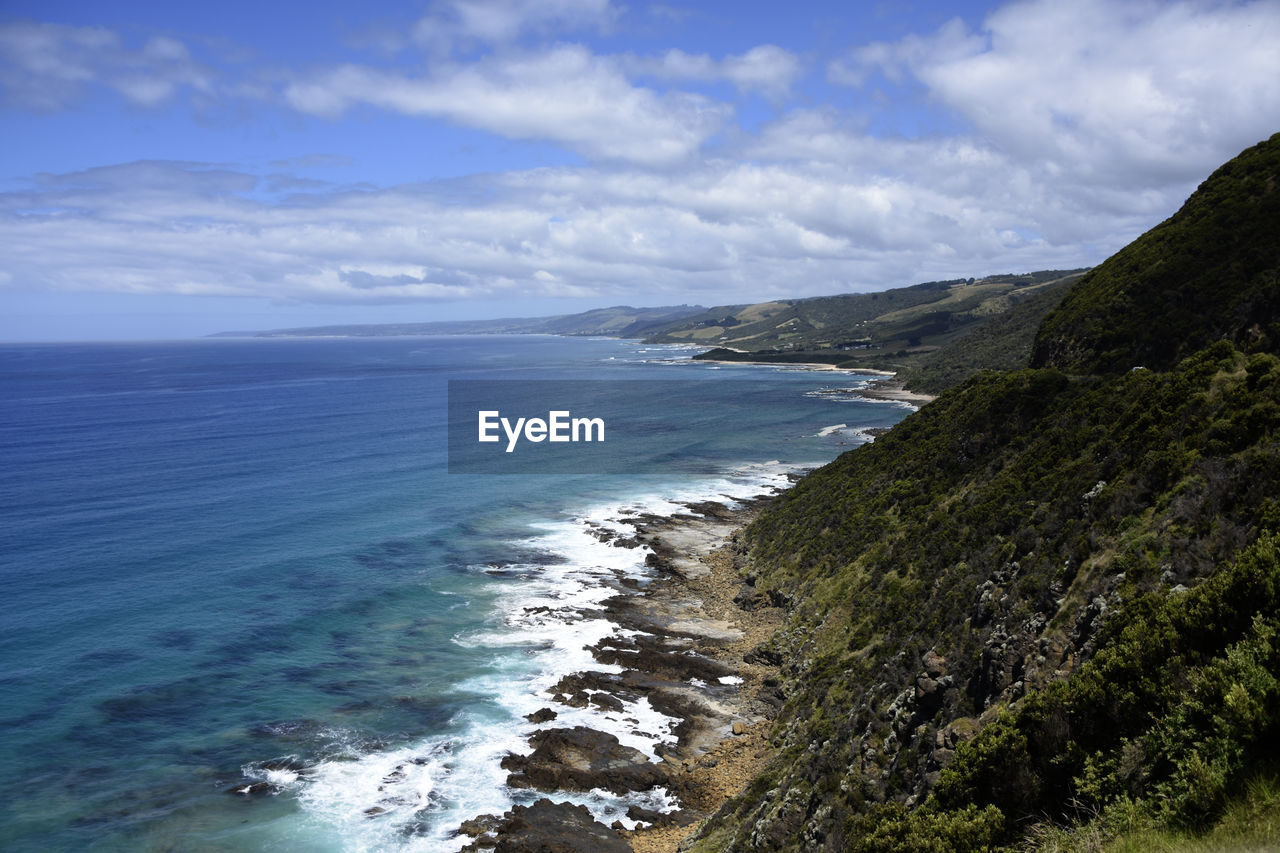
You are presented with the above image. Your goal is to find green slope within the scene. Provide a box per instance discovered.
[687,134,1280,852]
[893,275,1080,393]
[662,270,1087,391]
[1033,133,1280,375]
[644,271,1084,352]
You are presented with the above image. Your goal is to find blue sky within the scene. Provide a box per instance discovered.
[2,0,1278,340]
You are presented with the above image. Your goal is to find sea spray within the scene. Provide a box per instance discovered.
[289,462,804,850]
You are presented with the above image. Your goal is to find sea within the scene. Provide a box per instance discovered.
[0,335,913,852]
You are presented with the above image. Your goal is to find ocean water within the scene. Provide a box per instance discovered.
[0,335,912,852]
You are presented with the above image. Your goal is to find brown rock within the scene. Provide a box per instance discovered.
[922,649,948,678]
[463,798,630,853]
[502,727,667,795]
[525,707,558,724]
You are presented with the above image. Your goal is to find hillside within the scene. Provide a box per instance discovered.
[643,271,1087,350]
[894,278,1079,394]
[686,133,1280,851]
[673,270,1087,393]
[212,304,706,338]
[1033,138,1280,376]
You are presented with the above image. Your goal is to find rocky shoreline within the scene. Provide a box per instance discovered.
[855,377,936,405]
[458,495,788,852]
[807,377,935,406]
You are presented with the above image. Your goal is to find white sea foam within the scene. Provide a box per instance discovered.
[805,388,918,411]
[815,423,877,443]
[291,461,798,851]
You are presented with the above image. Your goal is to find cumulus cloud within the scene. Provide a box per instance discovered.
[0,153,1134,310]
[0,21,213,110]
[284,46,730,165]
[3,0,1278,317]
[832,0,1280,188]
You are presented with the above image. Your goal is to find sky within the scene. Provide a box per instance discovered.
[1,0,1278,341]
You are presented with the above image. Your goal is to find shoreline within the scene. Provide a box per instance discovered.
[696,358,937,405]
[696,357,888,373]
[852,377,937,405]
[459,496,786,852]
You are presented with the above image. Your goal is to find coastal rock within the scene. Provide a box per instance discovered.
[591,632,736,683]
[525,707,558,724]
[459,496,782,849]
[626,804,701,829]
[225,780,274,796]
[459,798,630,853]
[550,671,640,704]
[501,726,667,795]
[591,692,625,712]
[644,550,680,576]
[682,500,735,520]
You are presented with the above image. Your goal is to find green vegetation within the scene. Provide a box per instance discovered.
[672,270,1086,392]
[897,278,1078,394]
[642,279,962,346]
[687,133,1280,851]
[1030,769,1280,852]
[1033,134,1280,376]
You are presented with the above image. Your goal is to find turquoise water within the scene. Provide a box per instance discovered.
[0,335,912,851]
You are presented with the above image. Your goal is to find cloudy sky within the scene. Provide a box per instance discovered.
[2,0,1278,340]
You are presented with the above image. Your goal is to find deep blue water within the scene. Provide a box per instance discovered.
[0,335,912,851]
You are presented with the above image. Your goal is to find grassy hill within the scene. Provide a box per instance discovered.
[891,275,1082,394]
[660,270,1087,392]
[686,133,1280,851]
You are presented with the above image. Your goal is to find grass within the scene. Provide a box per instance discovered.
[1028,772,1280,852]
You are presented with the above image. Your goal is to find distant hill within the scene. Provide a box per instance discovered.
[672,270,1088,392]
[645,270,1086,351]
[212,304,708,339]
[895,275,1081,393]
[213,274,1097,394]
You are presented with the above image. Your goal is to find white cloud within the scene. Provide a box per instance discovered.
[627,44,804,100]
[3,0,1278,320]
[0,152,1140,312]
[722,45,805,100]
[285,46,730,165]
[410,0,619,52]
[833,0,1280,188]
[0,21,212,110]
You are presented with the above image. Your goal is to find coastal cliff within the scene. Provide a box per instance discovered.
[683,133,1280,850]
